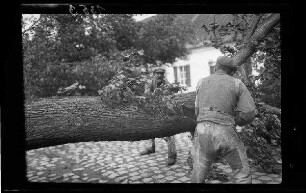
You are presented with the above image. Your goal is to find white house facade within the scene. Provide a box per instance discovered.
[164,46,223,92]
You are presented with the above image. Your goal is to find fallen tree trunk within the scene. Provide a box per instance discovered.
[25,96,197,150]
[25,92,280,150]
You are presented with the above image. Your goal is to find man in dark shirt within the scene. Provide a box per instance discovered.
[139,68,177,166]
[191,56,257,183]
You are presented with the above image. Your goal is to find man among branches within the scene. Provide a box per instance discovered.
[139,67,177,166]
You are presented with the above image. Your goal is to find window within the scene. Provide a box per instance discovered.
[173,65,191,87]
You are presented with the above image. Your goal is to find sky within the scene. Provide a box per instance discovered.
[133,14,156,21]
[22,14,156,39]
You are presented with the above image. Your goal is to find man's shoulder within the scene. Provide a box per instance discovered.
[197,76,210,84]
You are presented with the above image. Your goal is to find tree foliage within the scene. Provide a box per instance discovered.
[23,14,195,99]
[136,14,197,64]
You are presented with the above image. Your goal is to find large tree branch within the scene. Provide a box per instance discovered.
[243,14,263,43]
[233,13,280,67]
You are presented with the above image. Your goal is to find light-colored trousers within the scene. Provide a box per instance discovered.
[146,136,177,159]
[191,121,251,184]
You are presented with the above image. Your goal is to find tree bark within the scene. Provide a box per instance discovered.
[25,96,197,150]
[233,13,280,67]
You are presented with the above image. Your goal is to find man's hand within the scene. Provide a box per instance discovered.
[153,88,163,96]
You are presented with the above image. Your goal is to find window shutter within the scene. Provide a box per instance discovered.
[210,66,215,75]
[173,67,178,83]
[186,65,191,87]
[208,61,215,75]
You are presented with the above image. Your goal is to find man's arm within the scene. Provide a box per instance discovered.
[234,81,257,126]
[144,80,152,98]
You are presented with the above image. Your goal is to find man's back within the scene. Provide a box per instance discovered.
[196,71,256,126]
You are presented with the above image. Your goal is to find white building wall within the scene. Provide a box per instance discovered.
[165,46,223,92]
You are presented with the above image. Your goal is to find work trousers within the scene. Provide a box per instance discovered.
[191,121,251,184]
[146,136,177,159]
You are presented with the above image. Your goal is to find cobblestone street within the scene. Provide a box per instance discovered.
[26,132,282,184]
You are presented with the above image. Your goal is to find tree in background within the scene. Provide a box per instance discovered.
[22,14,195,99]
[136,14,197,65]
[22,14,140,98]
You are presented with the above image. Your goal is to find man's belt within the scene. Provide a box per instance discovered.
[202,107,228,114]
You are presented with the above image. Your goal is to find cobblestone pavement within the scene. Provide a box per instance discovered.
[26,132,282,184]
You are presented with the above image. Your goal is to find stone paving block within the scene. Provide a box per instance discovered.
[178,176,190,182]
[175,173,186,177]
[143,178,153,183]
[109,173,119,179]
[129,172,139,176]
[126,165,135,168]
[71,175,80,179]
[140,173,151,178]
[148,163,158,166]
[169,165,180,169]
[63,173,74,178]
[165,176,176,181]
[150,167,160,170]
[210,180,221,184]
[88,178,100,182]
[73,168,84,171]
[153,170,162,174]
[154,174,165,179]
[71,179,81,183]
[139,169,149,173]
[116,176,128,181]
[252,179,262,184]
[129,167,139,172]
[49,177,60,181]
[130,176,142,181]
[103,171,114,176]
[117,170,129,176]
